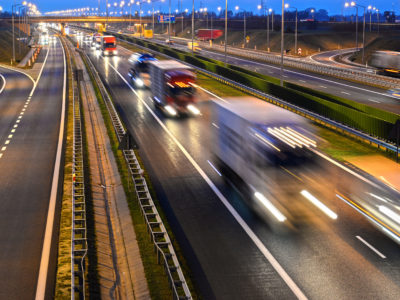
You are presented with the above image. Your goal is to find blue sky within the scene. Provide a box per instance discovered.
[2,0,398,15]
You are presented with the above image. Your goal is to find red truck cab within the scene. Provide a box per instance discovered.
[101,36,117,56]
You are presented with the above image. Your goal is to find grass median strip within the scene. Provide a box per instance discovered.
[80,52,198,299]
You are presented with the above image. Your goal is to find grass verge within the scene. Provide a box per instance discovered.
[54,36,73,299]
[79,52,198,299]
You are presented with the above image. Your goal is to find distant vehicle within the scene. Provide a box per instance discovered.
[128,53,157,88]
[388,88,400,98]
[149,60,199,116]
[196,29,223,41]
[212,97,317,225]
[84,35,92,43]
[101,35,117,56]
[187,42,201,52]
[369,51,400,77]
[91,33,102,49]
[165,39,174,45]
[40,31,49,45]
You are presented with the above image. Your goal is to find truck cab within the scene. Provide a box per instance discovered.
[149,60,199,116]
[101,35,117,56]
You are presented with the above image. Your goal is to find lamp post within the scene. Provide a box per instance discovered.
[345,2,366,64]
[168,0,171,40]
[376,9,380,35]
[235,6,246,48]
[258,5,270,52]
[311,8,315,20]
[191,0,194,53]
[270,8,274,31]
[224,0,227,64]
[285,3,298,55]
[12,2,26,64]
[367,5,374,32]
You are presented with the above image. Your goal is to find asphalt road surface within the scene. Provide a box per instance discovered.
[0,38,65,299]
[76,35,400,300]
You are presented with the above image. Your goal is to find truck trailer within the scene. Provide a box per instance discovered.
[197,29,223,41]
[149,60,199,116]
[101,35,117,56]
[369,50,400,77]
[212,97,317,226]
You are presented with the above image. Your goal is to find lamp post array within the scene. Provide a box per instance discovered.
[345,1,366,64]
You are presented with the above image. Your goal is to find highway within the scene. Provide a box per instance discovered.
[308,48,365,70]
[76,34,400,299]
[148,36,400,115]
[0,37,65,299]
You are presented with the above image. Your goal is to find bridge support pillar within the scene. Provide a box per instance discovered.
[60,23,66,36]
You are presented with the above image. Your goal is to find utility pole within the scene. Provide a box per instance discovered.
[280,0,284,86]
[191,0,194,53]
[224,0,228,65]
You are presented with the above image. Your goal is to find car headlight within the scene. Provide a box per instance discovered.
[165,105,177,116]
[187,104,200,115]
[113,50,118,54]
[135,78,144,87]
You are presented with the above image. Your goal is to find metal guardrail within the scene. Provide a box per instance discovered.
[117,37,399,156]
[81,50,192,300]
[62,37,88,300]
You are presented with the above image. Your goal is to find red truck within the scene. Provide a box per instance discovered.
[149,60,199,116]
[197,29,223,41]
[101,35,117,56]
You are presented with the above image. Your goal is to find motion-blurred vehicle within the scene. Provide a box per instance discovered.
[187,42,201,52]
[196,29,223,41]
[165,39,174,45]
[101,35,117,56]
[388,88,400,98]
[369,51,400,77]
[212,97,318,227]
[84,35,92,43]
[39,31,49,45]
[91,33,102,49]
[149,60,199,116]
[128,53,157,88]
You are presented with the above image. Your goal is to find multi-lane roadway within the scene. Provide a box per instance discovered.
[0,38,65,299]
[75,32,400,299]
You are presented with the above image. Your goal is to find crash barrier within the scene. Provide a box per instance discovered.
[60,36,88,300]
[80,50,192,300]
[17,46,41,68]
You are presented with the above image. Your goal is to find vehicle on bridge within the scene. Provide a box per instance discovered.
[101,36,117,56]
[128,53,157,88]
[369,51,400,77]
[149,60,199,116]
[212,97,317,227]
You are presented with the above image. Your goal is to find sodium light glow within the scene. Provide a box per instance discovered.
[254,192,286,222]
[301,190,338,219]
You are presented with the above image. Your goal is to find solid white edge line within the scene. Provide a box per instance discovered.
[0,74,6,94]
[356,236,386,259]
[105,59,308,300]
[35,38,66,300]
[0,64,35,84]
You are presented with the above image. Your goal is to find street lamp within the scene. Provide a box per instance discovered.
[367,5,374,32]
[269,8,274,32]
[224,0,228,64]
[235,6,246,48]
[280,0,285,86]
[376,9,380,35]
[310,9,315,20]
[345,1,366,64]
[285,3,298,55]
[258,5,271,52]
[12,2,26,64]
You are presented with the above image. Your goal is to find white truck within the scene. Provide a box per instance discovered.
[212,97,317,226]
[149,60,199,116]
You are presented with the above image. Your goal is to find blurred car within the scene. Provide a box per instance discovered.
[388,88,400,98]
[165,39,174,45]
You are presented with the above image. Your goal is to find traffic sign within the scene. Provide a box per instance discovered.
[158,15,175,23]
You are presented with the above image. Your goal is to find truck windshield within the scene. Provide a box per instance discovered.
[104,42,116,48]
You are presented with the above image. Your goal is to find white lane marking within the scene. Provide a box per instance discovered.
[319,85,327,88]
[299,80,306,83]
[0,64,35,84]
[0,153,2,158]
[283,75,288,78]
[207,160,222,176]
[22,108,26,112]
[5,140,10,145]
[20,112,24,115]
[35,37,66,300]
[0,74,6,94]
[202,48,397,100]
[24,105,28,108]
[14,124,18,128]
[356,236,386,259]
[106,60,308,300]
[212,122,220,129]
[341,92,350,95]
[16,120,20,123]
[367,98,381,103]
[11,129,15,133]
[1,147,6,151]
[192,83,228,103]
[8,135,13,139]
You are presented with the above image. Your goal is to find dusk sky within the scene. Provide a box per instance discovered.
[2,0,399,15]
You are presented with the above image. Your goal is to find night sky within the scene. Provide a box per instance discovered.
[2,0,399,16]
